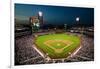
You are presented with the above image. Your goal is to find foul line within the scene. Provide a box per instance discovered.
[32,45,45,58]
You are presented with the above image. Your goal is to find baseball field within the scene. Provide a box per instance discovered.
[35,33,81,59]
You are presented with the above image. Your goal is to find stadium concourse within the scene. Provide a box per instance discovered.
[15,29,94,65]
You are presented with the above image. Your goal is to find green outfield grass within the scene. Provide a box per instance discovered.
[35,33,80,59]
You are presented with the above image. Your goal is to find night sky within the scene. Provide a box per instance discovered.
[15,3,94,26]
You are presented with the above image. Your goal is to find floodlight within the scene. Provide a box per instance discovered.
[36,23,39,27]
[76,17,80,22]
[38,11,42,16]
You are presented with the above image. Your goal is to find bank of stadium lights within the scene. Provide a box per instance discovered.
[36,23,40,27]
[33,23,40,27]
[76,17,80,22]
[38,11,42,16]
[76,17,83,35]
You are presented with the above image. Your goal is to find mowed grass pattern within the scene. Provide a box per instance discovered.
[35,34,80,59]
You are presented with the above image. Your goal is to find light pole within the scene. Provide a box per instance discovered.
[38,11,43,24]
[76,17,83,35]
[76,17,80,22]
[76,17,80,31]
[64,24,67,32]
[38,11,42,17]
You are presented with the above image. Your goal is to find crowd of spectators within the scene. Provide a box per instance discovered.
[15,31,94,65]
[15,35,43,65]
[66,35,94,62]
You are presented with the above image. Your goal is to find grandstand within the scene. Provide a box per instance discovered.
[15,29,94,65]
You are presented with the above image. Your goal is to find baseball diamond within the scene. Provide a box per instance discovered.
[35,34,81,59]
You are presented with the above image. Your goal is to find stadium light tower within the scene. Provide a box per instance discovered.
[38,11,42,16]
[38,11,43,24]
[76,17,80,22]
[76,17,83,35]
[76,17,80,27]
[64,24,67,32]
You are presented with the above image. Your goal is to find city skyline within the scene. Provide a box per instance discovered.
[15,3,94,26]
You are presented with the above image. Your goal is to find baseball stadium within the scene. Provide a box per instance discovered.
[15,4,94,65]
